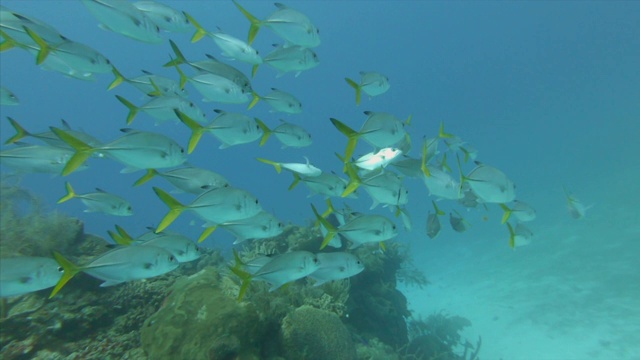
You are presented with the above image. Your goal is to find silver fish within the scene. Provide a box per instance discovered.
[81,0,162,44]
[345,71,390,105]
[0,257,63,298]
[57,182,133,216]
[309,252,364,286]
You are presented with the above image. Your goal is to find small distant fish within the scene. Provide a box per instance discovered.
[50,246,179,297]
[176,109,265,153]
[563,187,592,219]
[230,250,320,300]
[426,201,445,239]
[233,1,320,48]
[449,210,470,233]
[81,0,163,44]
[263,44,319,77]
[345,71,390,105]
[0,257,63,298]
[134,166,229,194]
[0,86,19,105]
[249,88,302,114]
[57,182,133,216]
[259,120,312,148]
[115,94,207,125]
[183,12,262,66]
[309,252,365,286]
[132,1,190,33]
[500,200,536,224]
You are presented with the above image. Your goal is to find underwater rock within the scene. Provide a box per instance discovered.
[281,305,356,360]
[141,267,264,360]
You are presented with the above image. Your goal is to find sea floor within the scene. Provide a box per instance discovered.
[404,206,640,360]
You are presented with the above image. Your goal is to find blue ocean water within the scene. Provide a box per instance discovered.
[1,1,639,359]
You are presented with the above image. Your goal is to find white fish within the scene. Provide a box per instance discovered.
[234,1,320,48]
[352,147,402,171]
[309,252,365,286]
[153,186,262,232]
[50,246,179,296]
[345,71,390,105]
[134,166,229,194]
[1,86,19,105]
[57,182,133,216]
[422,166,462,200]
[81,0,162,44]
[0,257,63,298]
[257,157,321,177]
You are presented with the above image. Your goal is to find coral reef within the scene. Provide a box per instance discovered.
[281,305,356,360]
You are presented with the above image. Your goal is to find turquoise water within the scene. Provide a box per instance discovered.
[1,1,639,359]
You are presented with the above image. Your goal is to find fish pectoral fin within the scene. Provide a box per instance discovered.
[99,280,124,287]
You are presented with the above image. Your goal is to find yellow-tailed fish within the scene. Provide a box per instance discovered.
[57,182,133,216]
[345,71,390,106]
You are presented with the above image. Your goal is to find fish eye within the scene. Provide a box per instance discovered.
[255,199,259,204]
[180,148,185,153]
[392,225,397,230]
[356,260,362,265]
[169,255,176,262]
[57,266,64,273]
[106,59,111,65]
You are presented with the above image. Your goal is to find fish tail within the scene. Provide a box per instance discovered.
[460,146,471,163]
[321,198,335,219]
[499,204,512,224]
[5,117,30,144]
[329,117,359,161]
[288,173,300,191]
[49,251,82,298]
[165,40,187,67]
[255,118,271,146]
[182,11,208,43]
[115,95,139,125]
[115,225,135,245]
[441,153,452,173]
[256,158,281,173]
[23,26,50,65]
[198,225,217,243]
[57,182,76,204]
[251,64,259,78]
[506,222,516,249]
[247,92,260,110]
[432,200,445,216]
[0,29,17,52]
[311,204,338,250]
[133,168,158,186]
[455,153,468,198]
[50,127,95,176]
[152,187,186,233]
[233,0,262,45]
[228,249,252,301]
[108,66,126,91]
[342,162,362,198]
[421,139,431,177]
[438,121,455,139]
[345,77,362,105]
[174,110,204,154]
